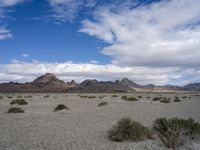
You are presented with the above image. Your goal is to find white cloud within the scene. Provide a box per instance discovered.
[0,27,12,40]
[0,0,28,40]
[22,53,29,57]
[48,0,96,22]
[0,0,27,7]
[0,60,200,85]
[79,0,200,67]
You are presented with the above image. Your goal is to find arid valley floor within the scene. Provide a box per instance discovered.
[0,93,200,150]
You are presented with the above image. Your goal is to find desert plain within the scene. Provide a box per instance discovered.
[0,93,200,150]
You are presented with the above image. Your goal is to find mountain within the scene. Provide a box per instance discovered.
[0,73,75,93]
[116,78,141,88]
[182,83,200,91]
[0,73,200,93]
[67,79,132,93]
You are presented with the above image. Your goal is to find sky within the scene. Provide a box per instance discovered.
[0,0,200,85]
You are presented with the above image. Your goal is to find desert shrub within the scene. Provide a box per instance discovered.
[10,99,28,105]
[17,95,22,98]
[153,97,170,103]
[99,96,103,99]
[98,101,108,107]
[7,107,25,113]
[160,98,171,103]
[154,117,200,149]
[173,97,181,102]
[54,96,57,99]
[108,118,152,142]
[27,95,32,98]
[112,95,118,98]
[88,96,97,99]
[153,97,161,101]
[122,96,138,101]
[182,96,187,99]
[0,95,3,99]
[43,95,50,98]
[54,104,69,111]
[80,95,88,98]
[146,96,150,99]
[138,96,142,99]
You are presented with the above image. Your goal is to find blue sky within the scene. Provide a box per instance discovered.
[0,0,200,85]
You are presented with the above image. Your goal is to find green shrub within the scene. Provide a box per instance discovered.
[122,96,138,101]
[10,99,28,105]
[98,102,108,107]
[54,104,69,111]
[154,117,200,149]
[108,118,152,142]
[7,107,25,113]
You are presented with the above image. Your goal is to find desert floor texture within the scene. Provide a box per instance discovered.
[0,93,200,150]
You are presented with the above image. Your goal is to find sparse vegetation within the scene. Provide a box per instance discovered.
[122,96,138,101]
[0,95,3,99]
[98,101,108,107]
[108,118,152,142]
[7,107,25,113]
[182,96,187,99]
[154,117,200,149]
[54,104,69,111]
[88,96,97,99]
[112,95,118,98]
[138,96,142,99]
[10,99,28,105]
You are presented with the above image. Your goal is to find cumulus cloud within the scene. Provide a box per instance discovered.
[22,53,29,57]
[0,60,200,85]
[79,0,200,67]
[48,0,96,22]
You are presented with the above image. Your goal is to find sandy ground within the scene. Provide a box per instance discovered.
[0,93,200,150]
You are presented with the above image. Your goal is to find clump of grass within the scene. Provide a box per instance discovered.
[98,101,108,107]
[43,95,50,98]
[54,104,69,111]
[122,96,138,101]
[108,118,152,142]
[154,117,200,149]
[10,99,28,105]
[7,107,25,113]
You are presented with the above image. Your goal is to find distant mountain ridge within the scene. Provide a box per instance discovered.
[0,73,200,93]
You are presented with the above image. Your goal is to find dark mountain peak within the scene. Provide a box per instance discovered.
[118,78,140,88]
[33,73,64,84]
[80,79,99,86]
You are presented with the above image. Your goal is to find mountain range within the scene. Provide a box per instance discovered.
[0,73,199,93]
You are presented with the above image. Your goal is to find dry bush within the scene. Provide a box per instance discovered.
[54,104,69,111]
[98,101,108,107]
[108,118,152,142]
[10,99,28,105]
[154,117,200,149]
[7,107,25,113]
